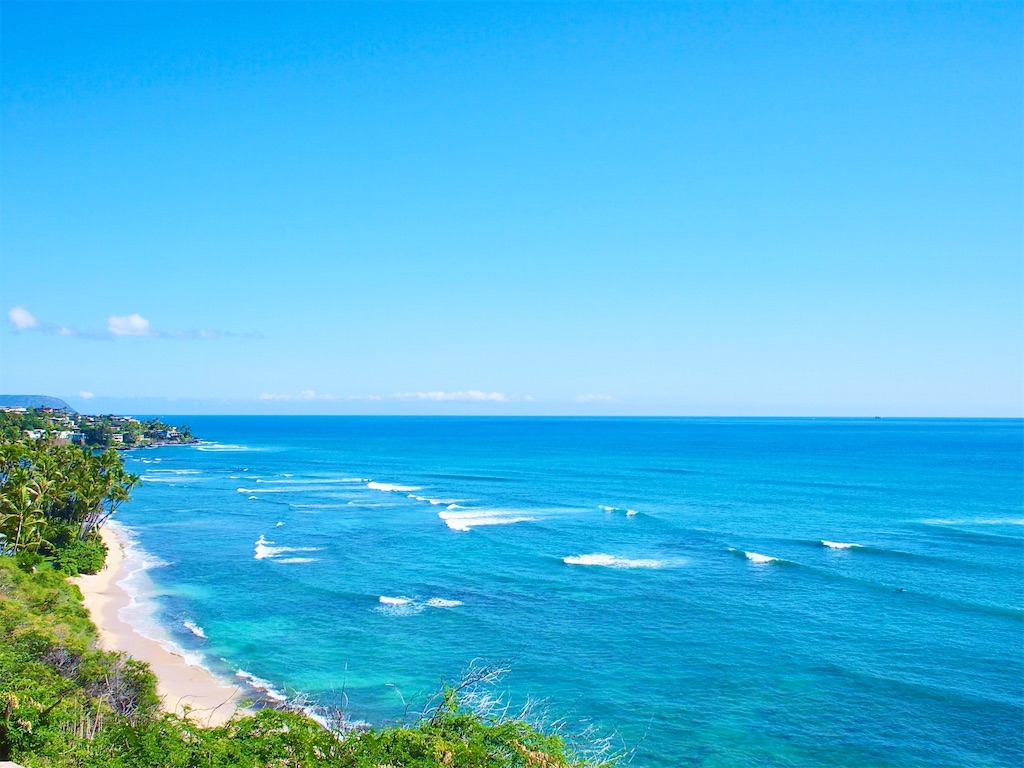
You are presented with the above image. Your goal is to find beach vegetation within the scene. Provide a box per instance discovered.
[0,436,136,572]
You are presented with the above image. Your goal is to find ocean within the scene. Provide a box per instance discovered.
[112,417,1023,767]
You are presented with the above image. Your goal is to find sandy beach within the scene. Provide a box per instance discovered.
[72,524,247,727]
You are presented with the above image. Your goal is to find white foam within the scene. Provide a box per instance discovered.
[426,598,463,608]
[254,535,320,561]
[437,510,535,532]
[563,554,662,569]
[101,522,239,696]
[600,505,639,516]
[183,620,207,639]
[822,540,861,549]
[257,477,363,485]
[235,669,289,702]
[743,551,779,564]
[275,521,285,527]
[376,596,425,615]
[367,481,421,492]
[413,495,464,506]
[236,485,343,494]
[195,443,254,452]
[274,557,317,564]
[146,469,201,475]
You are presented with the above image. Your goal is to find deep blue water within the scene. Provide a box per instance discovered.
[114,417,1023,767]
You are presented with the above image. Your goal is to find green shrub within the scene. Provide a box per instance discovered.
[51,535,107,576]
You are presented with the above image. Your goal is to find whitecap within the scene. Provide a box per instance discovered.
[626,509,638,516]
[254,535,320,561]
[368,481,421,492]
[375,596,425,615]
[426,598,463,608]
[183,620,207,639]
[743,551,779,564]
[275,521,285,527]
[437,510,535,532]
[563,553,662,569]
[822,540,861,549]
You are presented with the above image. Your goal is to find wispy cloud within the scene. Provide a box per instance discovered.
[259,390,324,402]
[393,390,509,402]
[79,391,94,400]
[576,394,617,403]
[257,390,381,402]
[6,306,260,341]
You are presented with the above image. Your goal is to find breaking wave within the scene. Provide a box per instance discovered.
[367,481,421,492]
[235,669,288,702]
[254,534,319,562]
[563,554,662,569]
[426,598,463,608]
[437,510,536,532]
[730,548,783,564]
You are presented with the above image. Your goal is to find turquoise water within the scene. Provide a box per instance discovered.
[115,418,1023,767]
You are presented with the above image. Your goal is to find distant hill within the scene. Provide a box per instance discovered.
[0,395,77,413]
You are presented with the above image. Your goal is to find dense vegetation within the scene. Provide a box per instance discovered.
[0,415,613,767]
[0,438,135,576]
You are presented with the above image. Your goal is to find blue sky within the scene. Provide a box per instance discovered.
[1,2,1020,416]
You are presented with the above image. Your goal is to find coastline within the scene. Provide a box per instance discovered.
[71,523,248,727]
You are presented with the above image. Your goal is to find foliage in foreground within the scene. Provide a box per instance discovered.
[0,557,612,767]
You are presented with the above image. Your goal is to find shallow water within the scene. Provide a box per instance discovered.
[116,417,1023,766]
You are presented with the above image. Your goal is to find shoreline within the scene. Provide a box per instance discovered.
[72,523,248,727]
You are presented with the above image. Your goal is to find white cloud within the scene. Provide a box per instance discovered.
[7,306,258,340]
[576,394,617,403]
[79,391,94,400]
[394,390,509,402]
[8,306,39,330]
[107,313,151,336]
[258,390,341,402]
